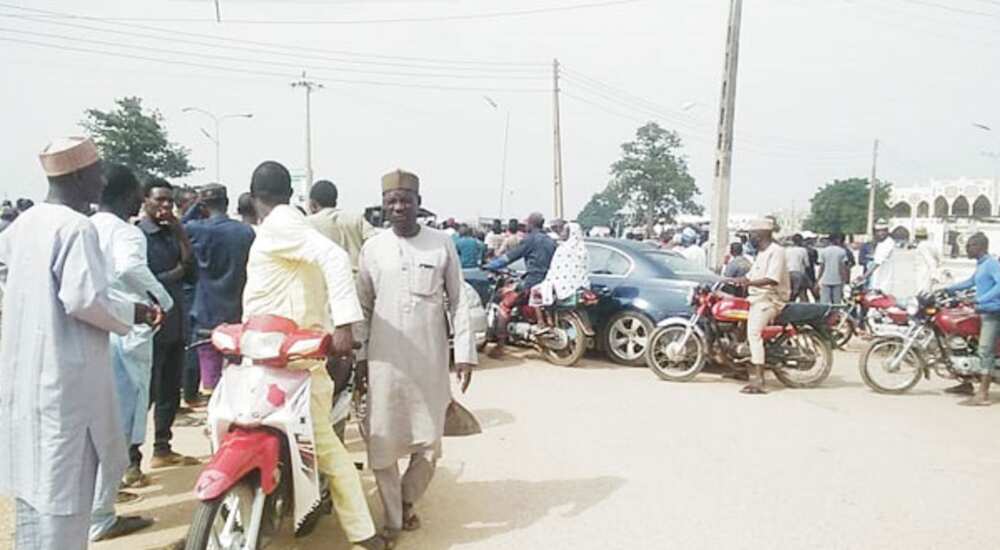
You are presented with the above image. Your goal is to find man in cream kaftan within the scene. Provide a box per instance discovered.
[356,169,477,538]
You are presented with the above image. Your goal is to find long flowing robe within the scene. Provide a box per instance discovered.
[91,212,174,445]
[356,226,477,470]
[0,204,133,515]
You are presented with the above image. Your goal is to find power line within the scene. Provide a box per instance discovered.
[6,0,644,25]
[0,3,548,68]
[0,36,549,93]
[0,12,548,74]
[903,0,1000,19]
[0,25,547,81]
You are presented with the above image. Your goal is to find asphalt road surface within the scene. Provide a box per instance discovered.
[2,339,996,550]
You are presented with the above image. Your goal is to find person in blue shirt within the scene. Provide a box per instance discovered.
[945,232,1000,406]
[182,184,256,393]
[484,212,556,358]
[453,224,485,269]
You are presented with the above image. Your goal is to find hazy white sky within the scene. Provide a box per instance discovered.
[2,0,999,221]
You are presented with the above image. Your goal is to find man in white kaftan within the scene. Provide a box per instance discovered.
[866,221,896,295]
[0,138,150,549]
[356,170,477,541]
[88,163,173,541]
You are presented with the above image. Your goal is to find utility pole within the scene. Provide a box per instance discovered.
[291,72,323,201]
[708,0,743,269]
[552,58,565,220]
[866,139,879,236]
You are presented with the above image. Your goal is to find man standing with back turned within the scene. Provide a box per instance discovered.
[242,161,384,550]
[0,137,157,549]
[356,170,476,545]
[307,179,377,273]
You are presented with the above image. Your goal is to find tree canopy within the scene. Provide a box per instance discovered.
[80,96,196,180]
[576,122,702,234]
[803,177,891,235]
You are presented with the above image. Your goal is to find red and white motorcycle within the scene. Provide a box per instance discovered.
[184,315,337,550]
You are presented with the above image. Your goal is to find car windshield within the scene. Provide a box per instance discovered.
[645,251,715,278]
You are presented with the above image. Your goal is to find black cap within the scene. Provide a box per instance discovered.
[199,183,228,201]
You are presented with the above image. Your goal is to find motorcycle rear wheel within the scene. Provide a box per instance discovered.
[645,325,707,382]
[772,329,833,388]
[542,312,588,366]
[185,478,266,550]
[858,337,924,394]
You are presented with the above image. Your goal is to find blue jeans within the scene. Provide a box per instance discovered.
[977,313,1000,375]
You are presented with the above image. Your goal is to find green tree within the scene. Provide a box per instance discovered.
[81,96,196,180]
[803,177,891,235]
[577,122,701,236]
[577,187,624,231]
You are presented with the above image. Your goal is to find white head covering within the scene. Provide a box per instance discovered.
[542,222,589,302]
[873,219,889,230]
[746,218,775,231]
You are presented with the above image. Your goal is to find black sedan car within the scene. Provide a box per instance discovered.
[463,238,719,365]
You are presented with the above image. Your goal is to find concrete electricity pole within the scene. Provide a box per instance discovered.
[552,58,565,220]
[866,139,879,236]
[291,72,323,201]
[708,0,743,269]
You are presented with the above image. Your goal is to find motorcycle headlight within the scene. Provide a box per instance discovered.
[239,330,284,360]
[906,303,919,316]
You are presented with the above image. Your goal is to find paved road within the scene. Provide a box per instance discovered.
[1,341,993,550]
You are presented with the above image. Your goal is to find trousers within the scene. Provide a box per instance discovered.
[748,300,780,366]
[976,313,1000,375]
[820,284,844,305]
[308,368,377,543]
[150,336,185,455]
[197,346,224,391]
[372,446,438,531]
[17,434,98,550]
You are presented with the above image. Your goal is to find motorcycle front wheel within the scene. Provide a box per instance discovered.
[645,325,707,382]
[830,311,855,349]
[542,312,588,366]
[772,329,833,388]
[858,337,924,394]
[185,478,267,550]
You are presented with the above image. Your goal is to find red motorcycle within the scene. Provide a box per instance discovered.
[857,289,993,393]
[645,282,835,387]
[828,282,909,348]
[184,315,341,549]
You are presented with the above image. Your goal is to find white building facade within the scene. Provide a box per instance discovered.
[887,177,1000,256]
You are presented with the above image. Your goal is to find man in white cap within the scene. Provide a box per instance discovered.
[0,137,159,549]
[860,219,895,294]
[727,217,789,394]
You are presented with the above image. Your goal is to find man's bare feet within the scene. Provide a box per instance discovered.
[486,344,505,359]
[959,396,991,406]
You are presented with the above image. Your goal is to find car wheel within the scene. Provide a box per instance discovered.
[603,311,654,366]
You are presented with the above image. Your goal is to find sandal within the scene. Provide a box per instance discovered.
[402,502,421,531]
[740,384,767,395]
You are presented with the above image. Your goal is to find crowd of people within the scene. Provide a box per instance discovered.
[0,137,485,550]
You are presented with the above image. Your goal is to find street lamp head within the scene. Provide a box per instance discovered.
[973,123,992,132]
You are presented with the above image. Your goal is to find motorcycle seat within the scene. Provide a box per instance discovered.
[774,303,831,325]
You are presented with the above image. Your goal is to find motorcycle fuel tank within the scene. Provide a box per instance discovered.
[934,306,981,338]
[712,296,750,322]
[863,293,896,309]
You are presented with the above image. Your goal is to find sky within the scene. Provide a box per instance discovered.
[1,0,999,221]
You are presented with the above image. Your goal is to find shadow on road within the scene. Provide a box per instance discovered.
[405,468,626,549]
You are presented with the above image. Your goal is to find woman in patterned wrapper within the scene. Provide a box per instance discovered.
[531,222,590,308]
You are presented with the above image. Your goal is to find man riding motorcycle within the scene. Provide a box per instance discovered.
[484,212,556,358]
[725,218,790,395]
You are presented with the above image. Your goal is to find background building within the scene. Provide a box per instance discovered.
[887,177,1000,256]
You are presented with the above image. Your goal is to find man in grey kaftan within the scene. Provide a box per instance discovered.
[356,169,477,540]
[0,137,149,549]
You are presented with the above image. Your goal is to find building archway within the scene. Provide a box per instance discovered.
[890,201,911,218]
[917,201,929,217]
[891,226,910,242]
[952,196,970,217]
[973,195,992,218]
[934,196,949,217]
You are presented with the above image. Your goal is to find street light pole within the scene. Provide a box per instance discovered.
[182,107,253,183]
[484,96,511,219]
